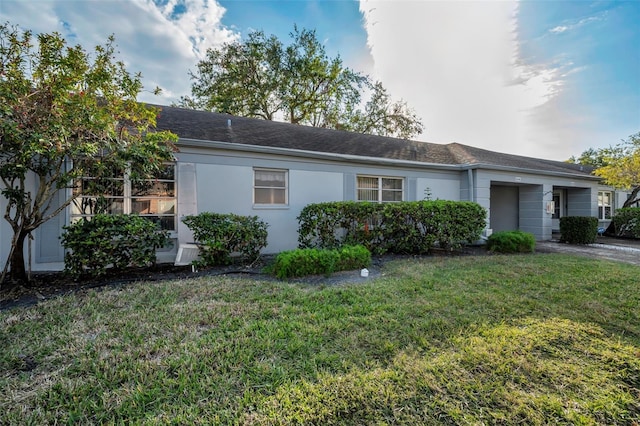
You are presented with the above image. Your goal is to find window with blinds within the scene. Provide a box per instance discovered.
[357,176,403,202]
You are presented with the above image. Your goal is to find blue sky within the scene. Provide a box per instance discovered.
[1,0,638,161]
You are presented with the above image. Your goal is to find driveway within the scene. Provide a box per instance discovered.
[537,236,640,266]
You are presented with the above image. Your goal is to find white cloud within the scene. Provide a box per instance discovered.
[358,0,579,160]
[548,14,603,35]
[0,0,238,103]
[149,0,238,59]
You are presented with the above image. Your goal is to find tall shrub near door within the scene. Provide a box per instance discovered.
[182,212,268,266]
[559,216,598,244]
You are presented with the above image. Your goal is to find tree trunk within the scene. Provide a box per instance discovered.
[604,221,616,236]
[8,231,29,285]
[622,186,640,208]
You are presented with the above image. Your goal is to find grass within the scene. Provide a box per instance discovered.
[1,253,639,424]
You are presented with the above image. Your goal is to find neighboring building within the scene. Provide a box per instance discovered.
[0,105,628,271]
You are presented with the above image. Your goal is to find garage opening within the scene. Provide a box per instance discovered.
[490,185,519,232]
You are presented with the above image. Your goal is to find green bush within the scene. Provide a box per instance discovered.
[559,216,598,244]
[297,200,486,254]
[612,207,640,238]
[380,202,436,254]
[297,201,385,252]
[61,214,170,278]
[269,245,371,279]
[487,230,536,253]
[182,212,268,266]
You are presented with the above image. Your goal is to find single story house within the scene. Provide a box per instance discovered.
[0,105,628,271]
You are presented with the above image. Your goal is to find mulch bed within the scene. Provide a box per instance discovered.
[0,262,263,311]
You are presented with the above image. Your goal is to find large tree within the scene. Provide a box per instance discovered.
[569,132,640,208]
[179,26,424,139]
[593,132,640,208]
[348,82,425,139]
[569,132,640,236]
[0,24,177,285]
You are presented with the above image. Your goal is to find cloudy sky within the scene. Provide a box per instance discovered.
[1,0,638,161]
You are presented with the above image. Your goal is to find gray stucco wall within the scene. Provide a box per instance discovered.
[566,188,594,217]
[518,184,548,238]
[177,148,463,254]
[416,175,460,201]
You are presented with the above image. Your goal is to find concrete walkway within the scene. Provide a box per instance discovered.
[537,236,640,266]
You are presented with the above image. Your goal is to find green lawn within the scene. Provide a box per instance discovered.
[1,254,639,424]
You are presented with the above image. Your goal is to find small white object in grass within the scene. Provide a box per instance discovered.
[360,268,369,278]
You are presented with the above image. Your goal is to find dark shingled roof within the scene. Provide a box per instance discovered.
[446,143,596,175]
[153,104,595,177]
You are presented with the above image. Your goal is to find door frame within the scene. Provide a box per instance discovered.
[552,189,565,231]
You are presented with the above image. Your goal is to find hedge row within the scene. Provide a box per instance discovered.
[297,200,486,254]
[60,201,487,278]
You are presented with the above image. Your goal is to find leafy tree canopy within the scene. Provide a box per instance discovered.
[568,132,640,208]
[566,147,610,169]
[179,26,424,139]
[0,23,177,284]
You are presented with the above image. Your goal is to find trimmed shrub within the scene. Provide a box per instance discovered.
[612,207,640,238]
[61,214,170,278]
[182,212,268,266]
[297,201,385,252]
[381,202,437,254]
[269,245,371,279]
[559,216,598,244]
[487,230,536,253]
[297,200,486,254]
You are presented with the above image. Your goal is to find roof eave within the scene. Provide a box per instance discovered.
[460,163,600,180]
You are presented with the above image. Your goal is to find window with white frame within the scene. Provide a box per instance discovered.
[254,168,288,205]
[71,163,176,230]
[598,191,613,220]
[357,176,404,202]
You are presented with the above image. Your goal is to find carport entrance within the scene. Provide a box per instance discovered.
[489,183,549,239]
[490,185,519,232]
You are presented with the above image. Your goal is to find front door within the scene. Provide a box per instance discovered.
[552,190,565,231]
